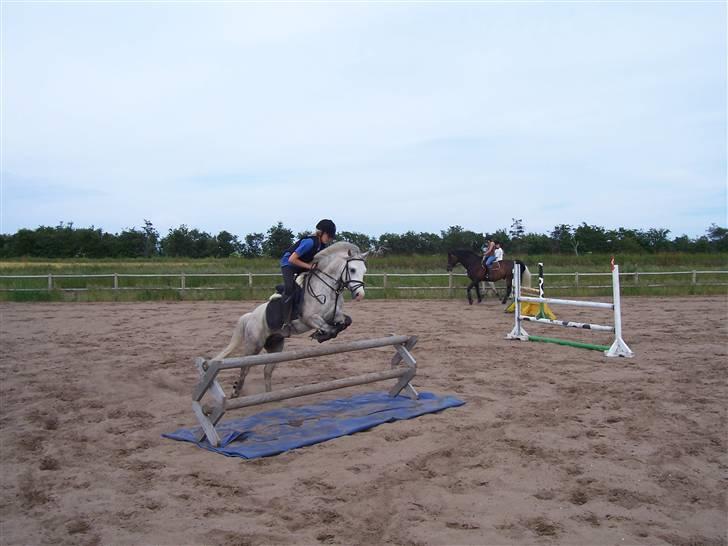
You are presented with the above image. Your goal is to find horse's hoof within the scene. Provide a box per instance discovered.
[230,383,241,398]
[312,329,337,343]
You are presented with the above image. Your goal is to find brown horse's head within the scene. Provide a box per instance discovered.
[446,251,460,272]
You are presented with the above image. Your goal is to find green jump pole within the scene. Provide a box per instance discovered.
[527,335,610,352]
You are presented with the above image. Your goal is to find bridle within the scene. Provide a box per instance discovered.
[304,257,366,326]
[305,257,367,315]
[446,252,459,272]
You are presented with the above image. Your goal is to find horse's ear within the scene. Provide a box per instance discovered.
[360,251,370,260]
[348,249,354,257]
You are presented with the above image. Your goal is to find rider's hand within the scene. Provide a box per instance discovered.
[310,263,318,271]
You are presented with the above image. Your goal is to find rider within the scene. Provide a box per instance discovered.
[482,236,496,279]
[280,219,336,324]
[489,240,504,274]
[493,241,504,264]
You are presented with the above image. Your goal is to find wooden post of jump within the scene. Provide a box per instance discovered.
[191,335,420,447]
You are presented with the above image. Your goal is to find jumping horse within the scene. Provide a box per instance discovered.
[446,249,531,305]
[214,242,368,397]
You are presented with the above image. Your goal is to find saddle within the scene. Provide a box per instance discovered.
[265,272,354,343]
[265,274,307,330]
[481,261,500,282]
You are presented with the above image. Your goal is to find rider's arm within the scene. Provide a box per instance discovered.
[287,239,316,270]
[288,252,315,270]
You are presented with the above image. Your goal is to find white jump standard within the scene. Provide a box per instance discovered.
[506,263,634,358]
[192,335,419,447]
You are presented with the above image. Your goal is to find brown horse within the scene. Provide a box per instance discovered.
[446,249,531,305]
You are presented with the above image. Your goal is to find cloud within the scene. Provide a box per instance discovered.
[1,2,725,237]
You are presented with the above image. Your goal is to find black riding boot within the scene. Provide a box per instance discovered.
[290,294,301,321]
[281,295,294,326]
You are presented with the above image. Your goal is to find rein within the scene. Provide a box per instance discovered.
[305,257,366,323]
[449,251,483,274]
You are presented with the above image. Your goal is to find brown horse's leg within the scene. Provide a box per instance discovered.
[475,280,482,303]
[466,282,474,305]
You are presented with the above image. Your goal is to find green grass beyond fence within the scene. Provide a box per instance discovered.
[0,253,726,302]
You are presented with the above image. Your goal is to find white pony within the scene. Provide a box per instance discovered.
[214,242,368,397]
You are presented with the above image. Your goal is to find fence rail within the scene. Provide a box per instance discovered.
[0,270,727,294]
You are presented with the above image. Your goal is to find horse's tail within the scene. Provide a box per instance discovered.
[214,312,251,360]
[518,261,532,288]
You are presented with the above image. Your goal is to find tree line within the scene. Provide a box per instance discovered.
[1,219,726,259]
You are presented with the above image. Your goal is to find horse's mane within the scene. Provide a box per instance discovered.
[314,241,362,266]
[450,249,479,258]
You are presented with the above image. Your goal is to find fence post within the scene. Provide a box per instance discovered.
[634,272,639,286]
[47,274,53,291]
[692,270,697,285]
[113,273,118,290]
[575,272,579,289]
[181,273,186,290]
[448,272,453,298]
[383,274,388,299]
[248,272,253,288]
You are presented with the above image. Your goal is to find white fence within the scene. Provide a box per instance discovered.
[0,270,727,294]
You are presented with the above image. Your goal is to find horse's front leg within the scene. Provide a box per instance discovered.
[337,314,352,332]
[301,313,335,332]
[302,314,340,343]
[475,281,483,303]
[466,282,475,305]
[331,307,353,333]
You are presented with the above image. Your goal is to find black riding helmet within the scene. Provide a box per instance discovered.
[316,219,336,238]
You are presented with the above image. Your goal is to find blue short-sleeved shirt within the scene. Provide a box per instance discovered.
[280,238,316,267]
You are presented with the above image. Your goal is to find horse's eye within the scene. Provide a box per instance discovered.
[350,268,356,274]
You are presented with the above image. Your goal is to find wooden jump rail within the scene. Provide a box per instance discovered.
[192,335,419,446]
[506,262,634,358]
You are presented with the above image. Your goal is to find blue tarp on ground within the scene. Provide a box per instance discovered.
[163,391,465,459]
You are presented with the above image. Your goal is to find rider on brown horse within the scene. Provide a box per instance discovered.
[481,237,494,266]
[447,248,530,305]
[481,237,504,282]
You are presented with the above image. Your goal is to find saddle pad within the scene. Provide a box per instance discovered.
[265,297,284,330]
[163,391,465,459]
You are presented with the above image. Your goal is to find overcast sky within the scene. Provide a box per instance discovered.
[2,1,726,239]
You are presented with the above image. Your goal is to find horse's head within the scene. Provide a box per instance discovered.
[313,242,368,301]
[446,251,460,272]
